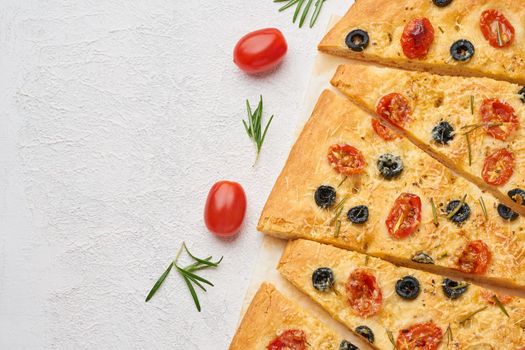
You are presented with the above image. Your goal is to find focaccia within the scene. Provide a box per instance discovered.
[279,239,525,350]
[318,0,525,85]
[229,283,353,350]
[331,62,525,217]
[258,90,525,290]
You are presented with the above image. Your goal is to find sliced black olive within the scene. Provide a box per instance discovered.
[442,278,469,299]
[508,188,525,205]
[312,267,335,292]
[377,154,404,180]
[355,325,375,344]
[450,40,475,62]
[432,121,455,145]
[345,29,369,52]
[518,87,525,103]
[347,205,369,224]
[339,340,359,350]
[411,251,435,265]
[433,0,453,7]
[498,188,525,220]
[315,185,336,209]
[446,200,471,224]
[395,276,420,300]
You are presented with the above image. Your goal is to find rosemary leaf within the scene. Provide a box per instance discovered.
[183,243,222,267]
[275,0,325,28]
[459,306,487,325]
[470,96,474,115]
[310,0,326,28]
[145,262,174,302]
[465,133,472,166]
[176,266,214,287]
[182,274,202,312]
[334,220,341,238]
[277,0,299,12]
[438,26,444,33]
[337,176,348,188]
[299,0,314,27]
[445,324,453,345]
[387,330,398,349]
[493,295,510,317]
[479,197,488,220]
[293,0,305,22]
[430,198,439,226]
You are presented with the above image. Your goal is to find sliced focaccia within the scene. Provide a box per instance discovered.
[318,0,525,85]
[258,90,525,290]
[229,283,355,350]
[279,239,525,350]
[331,62,525,217]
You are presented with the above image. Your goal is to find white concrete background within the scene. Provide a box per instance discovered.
[0,0,351,348]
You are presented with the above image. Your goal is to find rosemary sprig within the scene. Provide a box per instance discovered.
[242,96,274,164]
[479,197,488,220]
[334,220,341,238]
[430,198,439,226]
[466,133,472,166]
[330,196,349,225]
[493,295,510,317]
[386,329,398,349]
[438,26,445,33]
[447,194,467,219]
[470,96,474,115]
[459,306,487,325]
[145,242,223,311]
[462,122,503,135]
[337,176,348,188]
[445,324,453,345]
[274,0,327,28]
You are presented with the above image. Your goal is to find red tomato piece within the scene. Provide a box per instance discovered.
[233,28,287,74]
[376,93,411,128]
[456,240,492,275]
[267,330,306,350]
[480,289,513,305]
[204,181,247,237]
[482,148,515,186]
[327,144,366,176]
[401,17,435,59]
[396,322,443,350]
[345,268,383,318]
[480,9,515,48]
[481,98,519,141]
[386,193,422,239]
[372,119,399,141]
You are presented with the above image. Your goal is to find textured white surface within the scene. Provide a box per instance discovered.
[0,0,352,348]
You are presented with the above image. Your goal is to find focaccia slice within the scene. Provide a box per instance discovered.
[331,62,525,217]
[258,90,525,290]
[229,283,352,350]
[318,0,525,85]
[279,239,525,350]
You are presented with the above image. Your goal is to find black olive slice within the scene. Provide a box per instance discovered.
[442,278,469,299]
[312,267,335,292]
[345,29,369,52]
[315,185,336,209]
[395,276,420,300]
[498,188,525,220]
[377,154,404,180]
[355,325,374,344]
[433,0,453,7]
[339,340,359,350]
[518,87,525,103]
[432,121,455,145]
[411,251,435,265]
[450,40,475,62]
[446,200,471,224]
[347,205,369,224]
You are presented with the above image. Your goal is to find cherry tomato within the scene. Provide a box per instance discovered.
[481,99,519,140]
[268,330,306,350]
[456,240,492,275]
[233,28,287,74]
[480,9,515,48]
[396,322,443,350]
[204,181,246,237]
[345,268,382,318]
[482,148,515,186]
[480,289,513,305]
[372,119,399,141]
[386,193,422,239]
[377,93,411,128]
[327,144,366,176]
[401,17,435,59]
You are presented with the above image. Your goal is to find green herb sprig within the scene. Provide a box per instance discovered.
[274,0,327,28]
[493,295,510,317]
[479,197,489,221]
[243,96,274,164]
[145,242,223,311]
[459,306,487,325]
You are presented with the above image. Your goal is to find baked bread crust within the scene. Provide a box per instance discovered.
[279,239,525,350]
[330,62,525,217]
[258,90,525,290]
[229,283,342,350]
[318,0,525,85]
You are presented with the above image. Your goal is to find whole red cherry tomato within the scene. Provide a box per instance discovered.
[204,181,247,237]
[233,28,287,74]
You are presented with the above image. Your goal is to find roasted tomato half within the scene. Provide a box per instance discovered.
[482,148,515,186]
[377,93,411,128]
[396,322,443,350]
[386,193,422,239]
[456,240,492,275]
[267,330,307,350]
[480,9,515,48]
[346,268,383,318]
[480,99,519,141]
[401,17,435,59]
[327,144,366,176]
[372,119,399,141]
